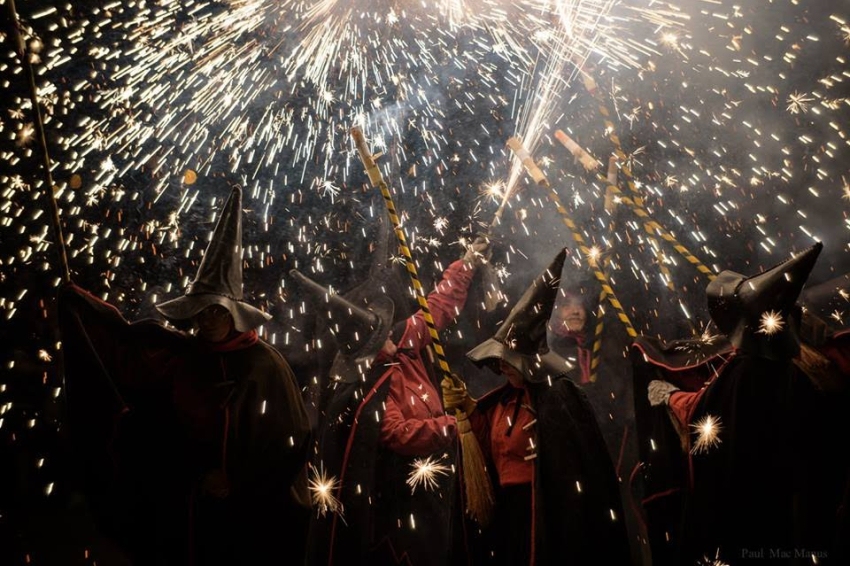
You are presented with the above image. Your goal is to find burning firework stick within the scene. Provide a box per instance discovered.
[478,178,524,313]
[8,0,70,283]
[506,137,637,338]
[350,126,495,526]
[580,73,716,282]
[611,157,676,292]
[554,130,602,171]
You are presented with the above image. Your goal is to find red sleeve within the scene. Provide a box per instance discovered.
[378,374,458,457]
[668,389,705,429]
[396,260,475,352]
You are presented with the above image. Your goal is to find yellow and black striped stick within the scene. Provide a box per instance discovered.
[507,137,638,338]
[578,72,716,281]
[613,187,715,281]
[351,127,454,382]
[351,126,494,526]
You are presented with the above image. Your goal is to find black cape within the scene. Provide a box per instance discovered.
[306,355,464,566]
[632,328,850,565]
[58,284,312,565]
[630,334,733,566]
[468,374,631,565]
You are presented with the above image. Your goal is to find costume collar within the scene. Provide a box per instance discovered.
[207,330,259,352]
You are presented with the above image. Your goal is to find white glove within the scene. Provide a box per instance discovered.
[648,380,680,407]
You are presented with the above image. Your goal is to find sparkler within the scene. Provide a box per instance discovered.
[757,310,785,335]
[308,464,344,519]
[691,414,722,455]
[406,455,451,494]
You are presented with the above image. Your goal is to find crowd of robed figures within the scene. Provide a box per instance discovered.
[58,186,850,566]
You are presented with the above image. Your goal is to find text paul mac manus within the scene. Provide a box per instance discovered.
[741,548,828,560]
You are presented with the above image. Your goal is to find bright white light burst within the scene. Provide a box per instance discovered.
[757,310,785,335]
[406,455,451,494]
[308,465,344,519]
[691,414,722,455]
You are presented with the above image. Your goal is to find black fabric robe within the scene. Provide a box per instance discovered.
[630,335,734,566]
[550,322,646,565]
[305,355,464,566]
[632,328,850,566]
[681,354,847,565]
[57,284,311,565]
[468,374,631,566]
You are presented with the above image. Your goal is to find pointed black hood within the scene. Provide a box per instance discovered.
[467,248,575,382]
[706,242,822,360]
[290,269,395,383]
[155,186,271,332]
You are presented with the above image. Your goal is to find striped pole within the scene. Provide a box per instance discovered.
[351,126,495,526]
[507,137,637,338]
[350,128,455,382]
[589,286,608,382]
[556,133,704,336]
[588,158,617,382]
[577,72,717,281]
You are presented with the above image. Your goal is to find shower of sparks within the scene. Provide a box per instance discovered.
[308,465,344,519]
[3,0,850,525]
[406,455,451,494]
[691,414,722,455]
[757,310,785,335]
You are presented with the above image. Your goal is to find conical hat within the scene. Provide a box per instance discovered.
[706,242,822,359]
[290,269,395,383]
[156,186,271,332]
[467,248,575,382]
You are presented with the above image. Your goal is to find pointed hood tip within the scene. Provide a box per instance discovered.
[290,269,395,382]
[467,247,573,381]
[706,242,824,359]
[155,186,269,332]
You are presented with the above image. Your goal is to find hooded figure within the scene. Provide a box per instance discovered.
[298,238,488,566]
[58,186,311,565]
[546,270,647,564]
[634,243,850,564]
[154,186,271,332]
[444,247,631,566]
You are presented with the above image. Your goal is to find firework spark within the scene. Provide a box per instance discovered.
[691,414,722,455]
[308,465,344,519]
[757,310,785,335]
[786,91,815,114]
[697,549,730,566]
[406,455,451,494]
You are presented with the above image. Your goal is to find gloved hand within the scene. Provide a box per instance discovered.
[462,236,491,268]
[647,380,680,407]
[441,376,477,415]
